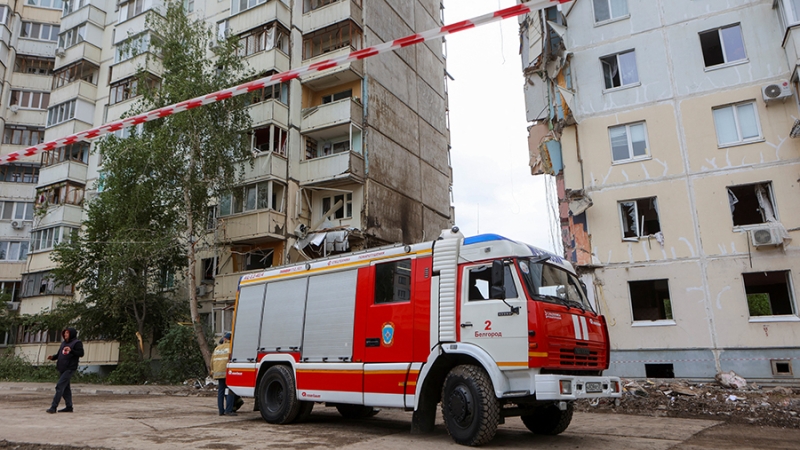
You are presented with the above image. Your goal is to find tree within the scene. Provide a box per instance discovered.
[48,1,253,371]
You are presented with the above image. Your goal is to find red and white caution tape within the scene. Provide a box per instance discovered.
[0,0,567,165]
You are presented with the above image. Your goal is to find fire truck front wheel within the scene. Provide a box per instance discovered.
[258,365,302,424]
[441,364,500,446]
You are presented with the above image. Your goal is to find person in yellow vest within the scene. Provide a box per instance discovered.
[212,332,237,416]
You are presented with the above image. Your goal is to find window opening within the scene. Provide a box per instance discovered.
[629,279,672,321]
[601,50,638,89]
[609,122,648,162]
[727,182,775,227]
[321,193,352,220]
[322,89,352,104]
[619,197,661,240]
[645,363,674,378]
[713,101,760,146]
[374,259,412,304]
[244,248,274,271]
[771,360,793,376]
[202,257,218,281]
[743,271,795,317]
[699,24,746,68]
[592,0,628,23]
[467,264,517,301]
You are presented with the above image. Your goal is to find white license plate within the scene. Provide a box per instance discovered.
[585,382,602,393]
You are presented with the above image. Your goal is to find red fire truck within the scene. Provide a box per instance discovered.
[226,227,621,446]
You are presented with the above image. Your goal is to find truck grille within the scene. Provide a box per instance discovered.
[547,341,604,369]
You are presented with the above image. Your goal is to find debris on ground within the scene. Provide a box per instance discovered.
[575,377,800,428]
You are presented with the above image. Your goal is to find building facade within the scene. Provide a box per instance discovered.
[521,0,800,380]
[5,0,452,363]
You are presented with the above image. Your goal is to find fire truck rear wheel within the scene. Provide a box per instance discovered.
[441,364,499,446]
[258,365,301,424]
[336,404,378,419]
[520,402,574,435]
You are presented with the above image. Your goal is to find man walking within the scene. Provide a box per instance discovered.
[46,327,84,414]
[212,332,237,416]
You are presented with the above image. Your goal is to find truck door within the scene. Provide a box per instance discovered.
[458,263,529,369]
[362,257,415,407]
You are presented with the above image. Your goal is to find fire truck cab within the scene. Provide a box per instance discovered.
[227,227,621,446]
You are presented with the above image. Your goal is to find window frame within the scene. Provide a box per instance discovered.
[21,22,60,42]
[712,101,763,147]
[628,279,675,325]
[321,192,353,220]
[743,270,798,322]
[699,23,747,70]
[373,258,412,305]
[727,181,778,228]
[609,121,649,163]
[591,0,630,25]
[600,49,639,91]
[618,197,661,241]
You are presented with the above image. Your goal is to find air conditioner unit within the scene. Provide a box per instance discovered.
[762,80,792,103]
[6,302,19,311]
[9,104,19,113]
[10,220,23,229]
[751,227,782,247]
[55,47,66,57]
[196,284,207,296]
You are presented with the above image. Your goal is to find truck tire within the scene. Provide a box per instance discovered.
[336,404,378,419]
[520,403,574,435]
[294,401,314,423]
[441,365,500,446]
[258,365,301,424]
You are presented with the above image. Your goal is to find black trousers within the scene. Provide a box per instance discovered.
[51,369,75,409]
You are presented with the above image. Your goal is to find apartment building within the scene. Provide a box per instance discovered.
[9,0,452,362]
[520,0,800,380]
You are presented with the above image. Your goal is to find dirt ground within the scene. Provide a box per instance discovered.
[574,377,800,429]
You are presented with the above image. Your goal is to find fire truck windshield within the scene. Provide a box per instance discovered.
[518,259,594,313]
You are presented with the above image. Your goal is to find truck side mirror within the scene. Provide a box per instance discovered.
[490,260,505,300]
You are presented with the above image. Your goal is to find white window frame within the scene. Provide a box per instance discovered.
[58,24,87,49]
[321,192,353,220]
[10,90,50,110]
[600,50,639,91]
[712,101,763,147]
[609,122,649,163]
[27,0,64,10]
[744,270,799,323]
[13,202,34,221]
[231,0,266,16]
[699,24,747,69]
[47,100,77,127]
[592,0,629,25]
[0,5,10,26]
[0,241,29,261]
[779,0,800,27]
[618,197,660,241]
[21,22,60,42]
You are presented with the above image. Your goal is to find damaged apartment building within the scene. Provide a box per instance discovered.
[520,0,800,381]
[8,0,453,364]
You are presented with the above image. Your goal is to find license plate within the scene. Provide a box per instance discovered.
[585,382,602,393]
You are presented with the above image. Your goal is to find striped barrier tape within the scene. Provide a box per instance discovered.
[0,0,568,165]
[612,356,800,364]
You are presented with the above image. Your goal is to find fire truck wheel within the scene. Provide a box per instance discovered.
[441,364,499,446]
[258,365,301,424]
[335,404,378,419]
[520,402,574,435]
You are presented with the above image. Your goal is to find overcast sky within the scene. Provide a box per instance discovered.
[443,1,560,253]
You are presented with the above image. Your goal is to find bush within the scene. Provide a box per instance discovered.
[0,349,59,382]
[106,345,152,385]
[156,324,208,384]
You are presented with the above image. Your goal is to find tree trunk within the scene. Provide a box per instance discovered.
[185,169,212,374]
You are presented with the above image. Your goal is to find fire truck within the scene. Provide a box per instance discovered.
[226,227,620,446]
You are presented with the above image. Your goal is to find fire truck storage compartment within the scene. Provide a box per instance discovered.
[302,270,358,362]
[259,277,309,352]
[231,284,267,362]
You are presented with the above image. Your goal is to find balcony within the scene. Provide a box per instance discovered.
[10,109,47,128]
[57,41,102,67]
[10,72,51,91]
[0,262,25,281]
[106,97,138,122]
[301,97,362,132]
[302,0,362,33]
[17,38,57,59]
[242,151,288,182]
[300,58,362,91]
[297,150,364,186]
[45,117,94,141]
[114,10,161,46]
[110,52,163,84]
[229,0,291,32]
[243,47,290,77]
[216,209,286,245]
[38,159,88,186]
[36,203,84,228]
[213,271,248,302]
[249,99,289,128]
[49,79,97,106]
[0,23,10,48]
[61,4,106,32]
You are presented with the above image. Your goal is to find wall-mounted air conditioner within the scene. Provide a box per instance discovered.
[55,47,66,57]
[762,80,792,103]
[10,220,23,229]
[751,227,782,247]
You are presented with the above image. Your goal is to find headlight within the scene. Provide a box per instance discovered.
[560,380,572,395]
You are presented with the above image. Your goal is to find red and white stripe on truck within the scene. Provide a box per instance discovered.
[227,227,620,446]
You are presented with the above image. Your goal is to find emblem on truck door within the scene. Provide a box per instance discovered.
[382,322,395,347]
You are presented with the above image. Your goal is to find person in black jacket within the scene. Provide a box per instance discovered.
[46,327,84,414]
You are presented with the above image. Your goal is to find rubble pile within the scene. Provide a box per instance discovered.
[575,372,800,428]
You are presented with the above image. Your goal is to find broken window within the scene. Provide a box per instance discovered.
[601,50,638,89]
[609,122,648,162]
[252,125,287,156]
[713,101,760,146]
[618,197,660,240]
[302,20,362,60]
[321,193,352,220]
[629,279,672,321]
[743,271,795,317]
[727,182,776,227]
[244,248,274,271]
[374,259,411,304]
[219,180,286,216]
[592,0,628,23]
[699,24,746,68]
[202,257,218,281]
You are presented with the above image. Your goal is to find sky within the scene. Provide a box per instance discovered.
[443,1,561,253]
